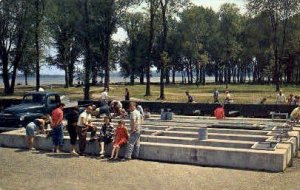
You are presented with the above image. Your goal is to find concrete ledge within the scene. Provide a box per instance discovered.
[139,142,288,172]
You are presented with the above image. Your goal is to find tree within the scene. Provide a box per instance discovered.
[47,0,81,88]
[0,0,32,94]
[33,0,47,91]
[219,3,242,88]
[158,0,189,99]
[145,0,159,96]
[247,0,300,90]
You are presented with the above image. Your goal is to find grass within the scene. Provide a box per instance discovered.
[0,83,299,104]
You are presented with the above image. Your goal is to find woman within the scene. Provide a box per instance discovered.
[124,88,130,101]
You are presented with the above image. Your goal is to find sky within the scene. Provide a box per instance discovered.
[41,0,246,75]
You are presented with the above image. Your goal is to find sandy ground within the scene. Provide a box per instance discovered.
[1,147,300,190]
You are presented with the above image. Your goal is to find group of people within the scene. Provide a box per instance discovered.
[25,101,143,161]
[185,88,300,106]
[185,89,233,104]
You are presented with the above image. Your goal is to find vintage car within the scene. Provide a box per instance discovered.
[0,91,61,131]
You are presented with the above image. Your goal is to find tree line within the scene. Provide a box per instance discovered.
[0,0,299,100]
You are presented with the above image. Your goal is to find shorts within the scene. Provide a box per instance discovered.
[26,122,37,136]
[98,135,113,144]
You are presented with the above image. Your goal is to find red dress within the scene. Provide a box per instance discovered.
[113,126,128,147]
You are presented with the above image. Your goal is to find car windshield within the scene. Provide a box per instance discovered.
[23,94,46,104]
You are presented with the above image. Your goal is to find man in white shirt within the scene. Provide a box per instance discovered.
[76,105,96,156]
[276,90,286,104]
[123,102,142,161]
[100,88,108,100]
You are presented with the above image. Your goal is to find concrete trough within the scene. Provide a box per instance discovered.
[141,135,255,149]
[158,131,269,142]
[0,128,292,172]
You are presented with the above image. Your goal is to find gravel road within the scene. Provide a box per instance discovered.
[1,147,300,190]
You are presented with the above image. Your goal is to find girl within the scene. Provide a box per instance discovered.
[110,120,128,160]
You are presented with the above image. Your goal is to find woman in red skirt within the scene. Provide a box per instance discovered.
[110,120,128,160]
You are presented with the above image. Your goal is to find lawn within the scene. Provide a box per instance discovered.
[0,83,299,104]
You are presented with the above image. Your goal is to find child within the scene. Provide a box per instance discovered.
[144,108,151,119]
[98,116,114,158]
[214,104,225,120]
[110,120,128,160]
[26,115,51,150]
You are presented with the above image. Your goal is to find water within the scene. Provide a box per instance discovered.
[0,75,215,86]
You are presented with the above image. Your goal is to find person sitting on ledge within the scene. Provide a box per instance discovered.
[110,120,128,160]
[214,104,225,120]
[290,106,300,122]
[185,91,195,103]
[259,97,267,104]
[224,91,233,104]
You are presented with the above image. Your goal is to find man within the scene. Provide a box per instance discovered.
[100,88,108,100]
[224,91,233,104]
[290,106,300,122]
[276,90,286,104]
[185,91,194,103]
[51,103,65,153]
[123,102,142,161]
[76,105,96,156]
[66,106,79,156]
[213,88,219,103]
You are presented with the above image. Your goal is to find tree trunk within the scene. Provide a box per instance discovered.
[104,34,111,91]
[202,65,206,85]
[139,68,144,84]
[214,64,218,84]
[68,62,74,87]
[172,68,175,84]
[165,68,170,84]
[64,66,69,88]
[2,51,10,95]
[35,0,41,92]
[159,0,168,100]
[92,65,98,86]
[24,71,28,85]
[145,0,156,96]
[83,0,91,100]
[130,70,134,85]
[196,62,200,86]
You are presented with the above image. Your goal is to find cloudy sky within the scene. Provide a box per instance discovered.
[42,0,246,75]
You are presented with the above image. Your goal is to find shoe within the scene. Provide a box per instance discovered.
[121,157,131,162]
[29,147,36,151]
[71,151,79,156]
[100,154,105,159]
[78,152,86,156]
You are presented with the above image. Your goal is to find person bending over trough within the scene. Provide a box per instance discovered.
[26,115,51,150]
